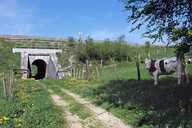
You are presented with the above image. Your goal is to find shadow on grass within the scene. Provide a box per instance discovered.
[91,78,192,127]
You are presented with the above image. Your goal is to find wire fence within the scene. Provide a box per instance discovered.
[59,60,103,80]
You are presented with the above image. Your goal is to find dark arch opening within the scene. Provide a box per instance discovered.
[32,59,47,80]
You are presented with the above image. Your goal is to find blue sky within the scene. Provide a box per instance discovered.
[0,0,149,43]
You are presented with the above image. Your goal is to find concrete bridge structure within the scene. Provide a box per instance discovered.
[12,48,62,79]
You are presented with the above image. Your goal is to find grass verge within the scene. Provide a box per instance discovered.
[0,80,67,128]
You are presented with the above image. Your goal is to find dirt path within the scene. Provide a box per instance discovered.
[60,88,133,128]
[42,82,132,128]
[50,93,83,128]
[48,88,105,128]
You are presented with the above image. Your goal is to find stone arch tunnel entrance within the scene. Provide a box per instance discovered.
[31,59,47,80]
[12,48,62,79]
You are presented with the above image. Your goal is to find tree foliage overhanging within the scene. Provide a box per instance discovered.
[121,0,192,49]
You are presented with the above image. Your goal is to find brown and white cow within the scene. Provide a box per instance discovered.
[145,57,189,85]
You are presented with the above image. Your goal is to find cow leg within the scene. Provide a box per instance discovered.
[176,63,182,85]
[177,71,181,85]
[185,67,190,84]
[153,71,158,85]
[186,74,190,84]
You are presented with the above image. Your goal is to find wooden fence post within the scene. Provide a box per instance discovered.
[115,62,118,79]
[71,67,73,78]
[77,68,79,79]
[96,66,100,77]
[74,67,76,78]
[72,67,75,78]
[99,59,103,75]
[2,72,8,99]
[100,59,103,68]
[9,70,14,99]
[85,60,90,80]
[136,52,141,81]
[2,70,14,100]
[82,66,85,79]
[136,61,141,81]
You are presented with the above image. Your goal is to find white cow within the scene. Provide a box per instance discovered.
[145,57,189,85]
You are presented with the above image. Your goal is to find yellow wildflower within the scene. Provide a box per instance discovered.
[3,116,9,121]
[0,118,3,124]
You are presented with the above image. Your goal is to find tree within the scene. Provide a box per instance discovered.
[121,0,192,53]
[68,36,76,43]
[67,36,76,47]
[85,36,98,60]
[77,42,86,63]
[116,35,126,44]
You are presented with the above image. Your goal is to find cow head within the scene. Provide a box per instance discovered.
[188,58,192,64]
[144,58,151,70]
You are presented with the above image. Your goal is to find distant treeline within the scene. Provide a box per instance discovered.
[0,36,176,68]
[67,36,175,63]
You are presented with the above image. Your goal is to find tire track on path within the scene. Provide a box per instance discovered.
[60,88,133,128]
[50,91,83,128]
